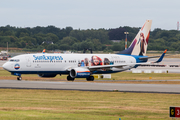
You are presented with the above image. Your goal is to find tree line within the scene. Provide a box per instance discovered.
[0,25,180,52]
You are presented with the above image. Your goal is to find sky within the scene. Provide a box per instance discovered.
[0,0,180,30]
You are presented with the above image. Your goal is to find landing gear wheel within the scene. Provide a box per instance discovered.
[67,75,75,81]
[86,76,94,81]
[17,76,22,81]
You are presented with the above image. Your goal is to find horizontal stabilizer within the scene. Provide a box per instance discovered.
[139,49,167,63]
[153,49,167,63]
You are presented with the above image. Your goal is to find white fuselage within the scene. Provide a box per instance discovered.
[3,53,137,75]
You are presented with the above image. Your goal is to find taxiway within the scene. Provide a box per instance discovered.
[0,80,180,94]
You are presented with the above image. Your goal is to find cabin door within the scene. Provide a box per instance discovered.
[26,56,31,67]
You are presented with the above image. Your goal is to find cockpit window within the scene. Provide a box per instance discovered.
[9,59,20,62]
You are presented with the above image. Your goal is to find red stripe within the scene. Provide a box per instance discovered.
[14,67,20,68]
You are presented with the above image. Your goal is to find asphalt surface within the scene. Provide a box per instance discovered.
[0,80,180,94]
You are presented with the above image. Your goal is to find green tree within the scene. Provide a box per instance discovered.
[80,40,94,50]
[33,33,46,45]
[59,44,70,50]
[16,28,30,38]
[112,43,123,51]
[47,44,58,50]
[46,33,59,43]
[60,36,78,45]
[72,43,81,51]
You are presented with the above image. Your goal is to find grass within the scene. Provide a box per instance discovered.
[0,89,178,120]
[0,67,179,119]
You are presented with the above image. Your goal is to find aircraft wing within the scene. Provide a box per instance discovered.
[87,62,151,70]
[87,49,167,71]
[66,62,151,72]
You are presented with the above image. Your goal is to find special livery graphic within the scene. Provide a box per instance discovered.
[78,56,113,71]
[14,64,20,70]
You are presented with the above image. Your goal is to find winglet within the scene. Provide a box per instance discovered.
[154,49,167,63]
[164,49,167,53]
[42,49,45,54]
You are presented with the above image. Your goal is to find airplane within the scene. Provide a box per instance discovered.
[2,20,167,81]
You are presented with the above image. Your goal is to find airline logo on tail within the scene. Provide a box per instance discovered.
[130,20,152,56]
[119,20,152,56]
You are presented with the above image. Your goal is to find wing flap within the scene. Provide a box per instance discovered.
[87,62,151,71]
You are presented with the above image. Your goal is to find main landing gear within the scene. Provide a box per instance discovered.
[17,76,22,81]
[66,75,94,81]
[67,75,75,81]
[86,76,94,81]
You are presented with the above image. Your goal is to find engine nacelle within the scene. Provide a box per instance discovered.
[70,67,91,78]
[38,73,57,78]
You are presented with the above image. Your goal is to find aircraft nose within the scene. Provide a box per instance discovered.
[3,62,9,71]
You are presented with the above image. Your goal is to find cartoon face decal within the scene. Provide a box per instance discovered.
[104,58,110,65]
[91,55,103,66]
[78,56,112,71]
[14,64,20,70]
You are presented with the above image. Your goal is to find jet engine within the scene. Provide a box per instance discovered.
[70,67,91,78]
[38,73,57,78]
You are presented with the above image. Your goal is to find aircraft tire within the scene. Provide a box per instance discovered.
[67,75,74,81]
[86,76,94,81]
[17,76,22,81]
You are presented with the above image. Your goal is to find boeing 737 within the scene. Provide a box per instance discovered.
[2,20,167,81]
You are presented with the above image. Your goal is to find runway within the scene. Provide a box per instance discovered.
[0,80,180,94]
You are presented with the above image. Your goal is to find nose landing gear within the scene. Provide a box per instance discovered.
[17,76,22,81]
[11,72,22,81]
